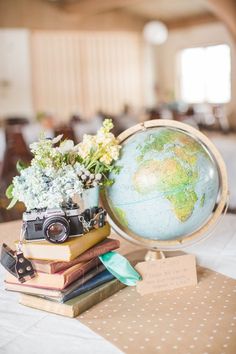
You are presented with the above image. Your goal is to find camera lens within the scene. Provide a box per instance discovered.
[43,216,70,243]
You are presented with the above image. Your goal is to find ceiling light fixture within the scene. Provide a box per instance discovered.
[143,21,168,45]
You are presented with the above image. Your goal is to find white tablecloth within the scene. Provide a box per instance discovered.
[1,214,236,354]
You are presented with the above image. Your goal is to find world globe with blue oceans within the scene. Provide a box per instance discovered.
[105,124,221,243]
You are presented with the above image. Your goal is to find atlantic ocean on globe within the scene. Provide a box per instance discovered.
[104,122,224,244]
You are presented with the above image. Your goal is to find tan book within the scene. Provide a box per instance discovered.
[5,258,101,290]
[19,279,125,317]
[15,223,110,261]
[31,238,120,274]
[5,264,105,300]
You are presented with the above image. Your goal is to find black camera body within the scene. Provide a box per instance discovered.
[23,203,106,244]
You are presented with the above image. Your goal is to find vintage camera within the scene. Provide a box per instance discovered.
[23,203,106,244]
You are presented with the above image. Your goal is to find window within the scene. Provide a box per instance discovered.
[178,44,231,104]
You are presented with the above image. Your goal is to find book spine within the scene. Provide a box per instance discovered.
[73,279,125,317]
[19,279,126,318]
[19,295,75,317]
[62,270,114,302]
[63,258,101,289]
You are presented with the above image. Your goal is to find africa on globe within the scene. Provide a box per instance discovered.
[103,120,228,249]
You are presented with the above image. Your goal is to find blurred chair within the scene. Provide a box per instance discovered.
[212,105,230,133]
[5,116,29,126]
[114,104,139,135]
[148,108,162,120]
[0,126,32,222]
[55,125,77,142]
[72,112,104,141]
[70,114,82,125]
[194,104,216,130]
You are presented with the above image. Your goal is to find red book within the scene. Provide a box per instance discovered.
[31,238,120,274]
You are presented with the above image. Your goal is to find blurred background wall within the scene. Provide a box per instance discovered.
[0,0,235,123]
[0,0,236,221]
[156,22,236,127]
[0,0,146,120]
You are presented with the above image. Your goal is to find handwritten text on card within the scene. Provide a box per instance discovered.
[135,254,197,296]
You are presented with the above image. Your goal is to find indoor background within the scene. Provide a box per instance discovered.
[0,0,236,221]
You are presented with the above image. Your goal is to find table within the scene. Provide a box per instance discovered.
[0,215,236,354]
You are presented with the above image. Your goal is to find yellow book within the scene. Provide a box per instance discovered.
[15,223,110,261]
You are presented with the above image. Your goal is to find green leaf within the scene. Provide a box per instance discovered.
[5,184,14,199]
[103,179,114,187]
[16,160,27,173]
[95,163,100,174]
[7,197,18,209]
[113,165,122,174]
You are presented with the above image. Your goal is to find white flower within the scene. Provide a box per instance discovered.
[9,119,122,210]
[56,140,75,154]
[52,134,63,144]
[12,164,83,210]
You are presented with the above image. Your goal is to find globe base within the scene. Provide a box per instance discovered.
[145,250,165,262]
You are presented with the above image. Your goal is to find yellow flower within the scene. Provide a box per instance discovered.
[96,132,115,145]
[103,119,114,132]
[77,118,121,165]
[109,145,121,161]
[83,134,97,148]
[76,134,98,158]
[77,144,89,159]
[100,153,113,165]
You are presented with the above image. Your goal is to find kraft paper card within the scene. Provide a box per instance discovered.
[79,266,236,354]
[135,254,197,296]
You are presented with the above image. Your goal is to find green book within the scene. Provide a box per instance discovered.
[19,278,125,318]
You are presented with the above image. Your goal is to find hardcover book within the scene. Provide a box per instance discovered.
[19,278,126,317]
[5,257,101,290]
[30,238,120,273]
[68,238,120,263]
[16,223,110,261]
[5,264,106,301]
[36,269,115,303]
[62,269,114,302]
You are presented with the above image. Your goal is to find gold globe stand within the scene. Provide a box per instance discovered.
[145,250,165,261]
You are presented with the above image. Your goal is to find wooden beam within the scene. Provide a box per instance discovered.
[165,12,219,30]
[58,0,142,14]
[204,0,236,41]
[0,0,145,31]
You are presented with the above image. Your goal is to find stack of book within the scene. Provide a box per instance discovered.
[5,224,125,317]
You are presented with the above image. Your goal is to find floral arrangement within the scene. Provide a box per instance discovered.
[6,119,121,211]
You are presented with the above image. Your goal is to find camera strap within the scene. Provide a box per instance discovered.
[0,223,36,283]
[79,208,107,232]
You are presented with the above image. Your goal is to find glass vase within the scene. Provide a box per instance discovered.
[82,186,100,209]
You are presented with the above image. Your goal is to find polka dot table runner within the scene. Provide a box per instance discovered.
[79,267,236,354]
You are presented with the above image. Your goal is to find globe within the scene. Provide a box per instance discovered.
[103,120,228,250]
